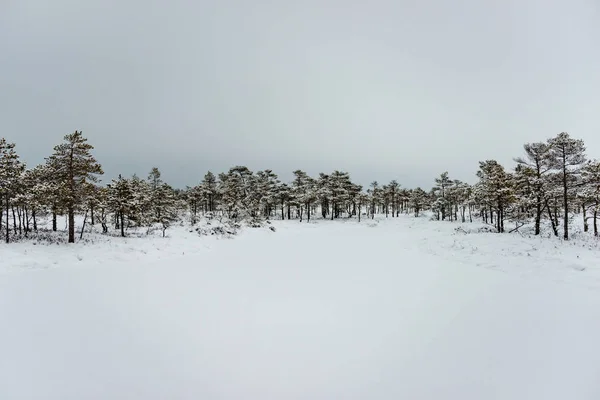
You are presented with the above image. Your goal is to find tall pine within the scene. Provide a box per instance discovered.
[46,131,103,243]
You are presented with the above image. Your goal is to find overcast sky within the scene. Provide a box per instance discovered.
[1,0,599,188]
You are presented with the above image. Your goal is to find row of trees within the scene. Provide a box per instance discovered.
[1,131,599,244]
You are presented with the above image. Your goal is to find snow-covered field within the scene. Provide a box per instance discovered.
[2,215,600,399]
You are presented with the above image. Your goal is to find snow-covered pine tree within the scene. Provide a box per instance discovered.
[273,182,289,220]
[387,180,401,217]
[107,175,135,237]
[547,132,586,240]
[409,187,428,217]
[317,173,331,219]
[46,131,103,243]
[476,160,515,233]
[0,138,26,243]
[154,183,179,237]
[129,174,152,228]
[256,169,280,220]
[328,171,352,219]
[514,142,552,235]
[581,160,600,236]
[201,171,218,213]
[291,170,313,222]
[355,188,369,222]
[218,166,254,221]
[368,181,379,219]
[434,172,453,221]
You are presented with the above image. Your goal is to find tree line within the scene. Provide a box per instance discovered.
[1,131,599,244]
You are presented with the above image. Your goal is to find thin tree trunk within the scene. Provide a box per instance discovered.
[24,207,29,236]
[80,211,88,240]
[52,211,57,232]
[562,165,569,240]
[534,196,542,235]
[12,206,17,235]
[583,203,588,232]
[68,207,75,243]
[5,197,10,243]
[120,210,125,237]
[544,200,559,237]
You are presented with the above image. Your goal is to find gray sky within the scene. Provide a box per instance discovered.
[1,0,599,189]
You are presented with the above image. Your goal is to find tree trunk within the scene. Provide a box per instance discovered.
[53,211,57,232]
[544,200,559,237]
[80,211,88,240]
[12,206,17,235]
[120,210,125,237]
[534,196,542,235]
[24,207,29,236]
[562,165,569,240]
[583,203,588,232]
[594,209,598,237]
[68,207,75,243]
[33,210,37,231]
[5,197,10,243]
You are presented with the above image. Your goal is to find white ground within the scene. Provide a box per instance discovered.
[2,215,600,399]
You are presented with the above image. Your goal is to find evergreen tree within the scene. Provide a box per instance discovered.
[201,171,218,213]
[514,142,552,235]
[107,175,134,237]
[409,187,428,217]
[581,160,600,236]
[154,183,179,236]
[476,160,515,233]
[46,131,103,243]
[547,132,586,240]
[0,139,26,243]
[434,172,453,220]
[291,170,316,222]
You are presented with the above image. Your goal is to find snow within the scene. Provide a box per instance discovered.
[2,215,600,399]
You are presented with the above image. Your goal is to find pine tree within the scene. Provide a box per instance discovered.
[107,175,135,237]
[514,142,553,235]
[46,131,103,243]
[476,160,514,233]
[256,169,280,220]
[201,171,218,213]
[409,187,428,217]
[387,180,401,217]
[547,132,586,240]
[0,139,26,243]
[434,172,453,220]
[368,181,379,219]
[154,183,179,237]
[291,170,316,222]
[582,160,600,236]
